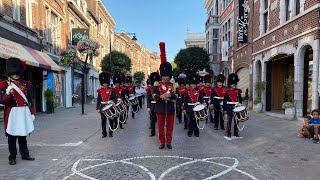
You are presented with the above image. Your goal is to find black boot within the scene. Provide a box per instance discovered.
[9,159,16,165]
[159,144,165,149]
[22,156,35,161]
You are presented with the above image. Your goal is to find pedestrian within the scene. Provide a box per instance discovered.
[210,74,227,130]
[147,72,160,137]
[153,42,176,149]
[0,58,35,165]
[223,73,242,138]
[135,83,144,109]
[183,73,205,137]
[96,72,117,138]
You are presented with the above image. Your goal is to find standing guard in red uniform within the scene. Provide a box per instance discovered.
[147,72,160,137]
[96,72,117,138]
[113,73,125,129]
[153,42,176,149]
[210,74,227,130]
[223,73,242,137]
[203,74,214,123]
[126,76,138,119]
[0,58,35,165]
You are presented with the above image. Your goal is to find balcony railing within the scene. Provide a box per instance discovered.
[205,16,219,30]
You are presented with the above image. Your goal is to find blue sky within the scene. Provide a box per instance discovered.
[103,0,206,62]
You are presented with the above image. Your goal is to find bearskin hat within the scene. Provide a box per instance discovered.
[160,62,172,78]
[204,74,211,83]
[216,74,225,83]
[199,76,204,83]
[178,78,186,85]
[113,74,121,84]
[188,73,199,85]
[126,76,132,83]
[99,72,110,85]
[149,72,160,86]
[6,57,26,76]
[228,73,239,86]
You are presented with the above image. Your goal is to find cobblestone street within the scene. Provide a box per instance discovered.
[0,104,319,179]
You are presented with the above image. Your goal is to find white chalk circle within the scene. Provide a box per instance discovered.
[63,156,257,180]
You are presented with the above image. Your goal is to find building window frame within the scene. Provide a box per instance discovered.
[26,0,32,28]
[260,0,269,34]
[12,0,20,21]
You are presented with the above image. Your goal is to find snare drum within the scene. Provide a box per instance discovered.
[102,104,118,119]
[129,96,139,106]
[193,104,208,121]
[233,106,249,122]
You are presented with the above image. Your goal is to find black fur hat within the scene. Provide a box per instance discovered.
[216,74,225,83]
[199,76,204,83]
[204,74,211,83]
[188,73,199,85]
[149,72,160,86]
[178,78,186,85]
[227,73,239,86]
[6,57,26,76]
[126,76,132,83]
[160,62,172,78]
[113,74,121,84]
[99,72,110,85]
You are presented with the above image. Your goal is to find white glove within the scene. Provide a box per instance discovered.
[31,115,35,121]
[6,85,13,95]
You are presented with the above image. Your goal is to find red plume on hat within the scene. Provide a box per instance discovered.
[159,42,166,64]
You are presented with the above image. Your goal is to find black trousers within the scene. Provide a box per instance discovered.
[8,134,30,161]
[138,96,143,109]
[187,112,199,136]
[150,111,157,135]
[176,103,182,122]
[101,113,116,135]
[132,105,138,118]
[184,114,188,129]
[117,116,124,128]
[226,110,239,136]
[214,104,225,128]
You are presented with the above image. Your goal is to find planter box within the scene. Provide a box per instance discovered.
[283,107,296,121]
[254,103,263,113]
[46,102,54,114]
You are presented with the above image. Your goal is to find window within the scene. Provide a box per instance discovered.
[215,0,218,15]
[285,0,292,20]
[261,0,268,33]
[99,19,104,34]
[83,1,87,15]
[50,13,61,54]
[263,12,268,33]
[296,0,304,15]
[222,19,231,47]
[100,45,104,60]
[12,0,20,21]
[26,0,32,27]
[77,0,81,7]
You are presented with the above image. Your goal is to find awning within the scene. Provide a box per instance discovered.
[0,36,61,71]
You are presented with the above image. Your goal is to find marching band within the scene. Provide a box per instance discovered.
[95,42,249,149]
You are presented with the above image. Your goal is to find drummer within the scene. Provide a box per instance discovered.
[96,72,117,138]
[198,76,204,93]
[223,73,242,138]
[183,73,205,137]
[113,73,126,129]
[147,72,160,137]
[210,74,227,130]
[203,74,214,123]
[126,76,137,119]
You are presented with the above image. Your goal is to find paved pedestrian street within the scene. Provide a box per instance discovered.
[0,104,319,179]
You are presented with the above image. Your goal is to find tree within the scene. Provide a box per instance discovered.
[133,71,145,84]
[171,62,177,69]
[172,68,183,78]
[174,47,210,71]
[101,51,131,74]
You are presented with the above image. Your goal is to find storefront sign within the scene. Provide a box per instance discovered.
[72,29,89,46]
[238,0,249,43]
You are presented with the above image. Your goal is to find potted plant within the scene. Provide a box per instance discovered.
[242,88,249,107]
[282,75,296,120]
[86,94,95,104]
[254,81,266,113]
[45,89,54,114]
[72,94,80,107]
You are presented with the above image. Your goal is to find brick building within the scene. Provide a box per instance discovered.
[251,0,320,117]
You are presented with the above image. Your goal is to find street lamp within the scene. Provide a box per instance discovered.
[109,32,137,72]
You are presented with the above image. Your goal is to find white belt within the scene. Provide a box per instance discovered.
[151,101,156,104]
[129,94,134,97]
[188,102,200,106]
[214,96,224,99]
[101,101,110,104]
[137,94,142,97]
[227,102,238,105]
[204,96,210,99]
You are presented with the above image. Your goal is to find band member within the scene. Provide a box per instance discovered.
[97,72,117,138]
[176,78,187,126]
[147,72,160,137]
[183,73,205,137]
[0,58,35,165]
[210,74,227,130]
[120,74,129,124]
[135,83,145,109]
[153,42,176,149]
[113,73,125,129]
[126,76,138,119]
[198,76,204,92]
[203,74,214,123]
[223,73,242,137]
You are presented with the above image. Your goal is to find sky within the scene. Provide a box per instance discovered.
[103,0,207,62]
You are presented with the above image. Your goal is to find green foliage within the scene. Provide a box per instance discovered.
[254,81,266,101]
[284,75,294,103]
[53,100,58,108]
[172,68,183,78]
[253,99,261,105]
[282,102,294,109]
[243,88,249,101]
[133,71,145,84]
[44,89,54,102]
[171,62,177,69]
[101,51,132,74]
[174,47,210,71]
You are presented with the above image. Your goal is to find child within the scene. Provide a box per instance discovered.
[305,109,320,143]
[298,116,311,138]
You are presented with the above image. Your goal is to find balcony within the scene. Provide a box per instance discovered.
[205,15,219,30]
